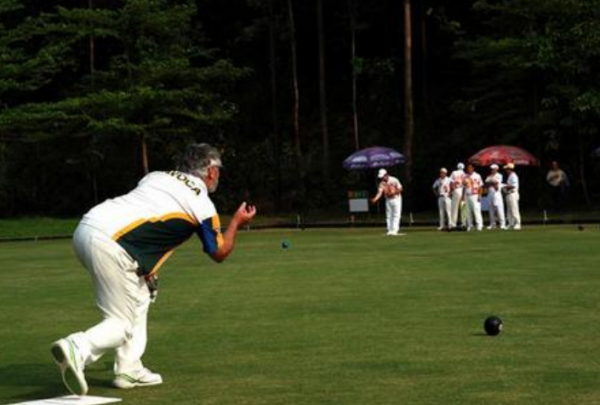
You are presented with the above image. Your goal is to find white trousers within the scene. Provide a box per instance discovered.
[67,223,151,375]
[437,196,451,229]
[450,188,463,228]
[505,192,521,228]
[488,192,506,228]
[465,195,483,230]
[385,197,402,234]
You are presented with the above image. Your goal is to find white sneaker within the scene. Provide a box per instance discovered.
[51,338,88,396]
[513,225,522,230]
[113,368,163,389]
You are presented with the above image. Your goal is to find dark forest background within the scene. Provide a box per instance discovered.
[1,0,599,217]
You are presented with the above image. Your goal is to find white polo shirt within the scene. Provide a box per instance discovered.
[80,171,224,276]
[433,177,451,198]
[464,172,483,196]
[486,172,503,194]
[379,176,402,200]
[450,169,465,190]
[506,172,519,192]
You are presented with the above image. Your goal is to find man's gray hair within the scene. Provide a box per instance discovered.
[176,143,222,179]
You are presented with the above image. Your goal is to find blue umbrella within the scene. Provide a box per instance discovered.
[343,146,406,169]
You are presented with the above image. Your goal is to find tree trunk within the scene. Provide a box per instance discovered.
[420,8,430,145]
[287,0,302,162]
[89,0,95,88]
[348,0,360,150]
[268,0,281,210]
[317,0,329,175]
[141,132,149,175]
[403,0,415,186]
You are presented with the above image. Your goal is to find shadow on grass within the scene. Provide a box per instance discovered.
[0,362,117,403]
[0,363,66,402]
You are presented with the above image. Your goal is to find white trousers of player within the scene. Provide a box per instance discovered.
[66,222,151,376]
[505,192,521,229]
[465,194,483,230]
[488,191,506,229]
[450,188,463,228]
[385,196,402,234]
[437,196,451,229]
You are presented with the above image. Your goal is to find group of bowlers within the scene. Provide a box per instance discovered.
[433,162,521,231]
[373,161,522,236]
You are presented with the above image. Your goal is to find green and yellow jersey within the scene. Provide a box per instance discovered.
[80,171,223,276]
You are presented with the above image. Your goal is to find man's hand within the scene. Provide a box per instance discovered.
[210,202,257,263]
[233,202,256,226]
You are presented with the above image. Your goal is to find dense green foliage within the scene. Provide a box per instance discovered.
[450,0,600,197]
[0,0,247,214]
[0,0,599,216]
[1,227,599,404]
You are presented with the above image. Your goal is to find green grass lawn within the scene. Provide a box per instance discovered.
[0,218,79,240]
[0,226,599,404]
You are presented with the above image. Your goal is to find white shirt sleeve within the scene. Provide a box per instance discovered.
[508,173,519,191]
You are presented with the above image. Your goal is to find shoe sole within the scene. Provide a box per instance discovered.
[51,340,88,396]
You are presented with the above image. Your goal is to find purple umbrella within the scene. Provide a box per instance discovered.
[592,146,600,158]
[343,146,406,169]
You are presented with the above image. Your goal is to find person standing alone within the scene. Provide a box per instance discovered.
[50,143,256,396]
[546,160,569,212]
[371,169,403,236]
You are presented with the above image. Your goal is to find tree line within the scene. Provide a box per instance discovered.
[0,0,599,217]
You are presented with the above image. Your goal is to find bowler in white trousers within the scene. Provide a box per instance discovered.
[503,162,521,230]
[432,168,452,230]
[50,144,256,396]
[371,169,403,235]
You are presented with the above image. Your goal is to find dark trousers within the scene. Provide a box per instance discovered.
[549,185,567,212]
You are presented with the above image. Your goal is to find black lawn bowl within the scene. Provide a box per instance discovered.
[484,316,503,336]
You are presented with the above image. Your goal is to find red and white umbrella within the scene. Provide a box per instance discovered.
[469,145,539,167]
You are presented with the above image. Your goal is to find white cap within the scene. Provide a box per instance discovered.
[490,164,499,170]
[440,167,447,173]
[504,162,515,170]
[377,169,388,179]
[457,163,465,170]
